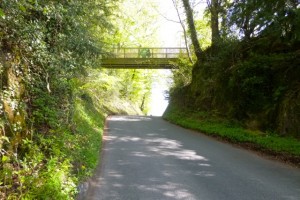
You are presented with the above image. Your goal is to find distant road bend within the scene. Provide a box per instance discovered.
[85,116,300,200]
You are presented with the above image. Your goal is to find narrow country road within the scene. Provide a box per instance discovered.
[85,116,300,200]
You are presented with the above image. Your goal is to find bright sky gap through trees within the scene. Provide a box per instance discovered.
[148,0,206,116]
[153,0,206,47]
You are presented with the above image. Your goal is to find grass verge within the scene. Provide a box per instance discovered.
[163,105,300,167]
[72,95,106,181]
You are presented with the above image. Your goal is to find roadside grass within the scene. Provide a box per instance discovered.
[163,106,300,165]
[72,96,105,181]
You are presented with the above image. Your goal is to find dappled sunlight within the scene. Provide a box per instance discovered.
[103,135,117,141]
[88,115,300,200]
[159,182,195,199]
[146,133,160,136]
[117,136,142,142]
[106,134,208,161]
[136,184,160,192]
[128,181,201,200]
[104,135,142,142]
[90,116,216,199]
[194,171,215,177]
[134,182,197,200]
[146,138,182,149]
[158,128,168,131]
[107,170,124,179]
[198,163,211,167]
[109,116,152,121]
[104,118,211,163]
[116,159,131,166]
[144,137,207,161]
[112,183,123,188]
[131,151,150,157]
[155,149,208,161]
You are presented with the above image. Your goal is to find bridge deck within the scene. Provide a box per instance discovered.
[101,47,186,69]
[101,58,178,69]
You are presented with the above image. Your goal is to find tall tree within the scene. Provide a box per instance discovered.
[207,0,220,47]
[182,0,203,61]
[172,0,194,63]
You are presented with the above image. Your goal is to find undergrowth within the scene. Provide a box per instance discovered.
[1,73,143,199]
[163,105,300,165]
[0,95,104,199]
[72,95,105,180]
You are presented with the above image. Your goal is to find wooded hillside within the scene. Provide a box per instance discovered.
[0,0,156,198]
[170,0,300,137]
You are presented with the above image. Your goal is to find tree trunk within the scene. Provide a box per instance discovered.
[209,0,220,48]
[182,0,203,62]
[172,0,194,64]
[0,51,28,152]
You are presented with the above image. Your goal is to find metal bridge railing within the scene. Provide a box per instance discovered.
[104,47,188,59]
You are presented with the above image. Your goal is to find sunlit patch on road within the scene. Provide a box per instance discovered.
[109,116,152,121]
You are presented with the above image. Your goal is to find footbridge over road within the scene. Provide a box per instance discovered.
[101,47,187,69]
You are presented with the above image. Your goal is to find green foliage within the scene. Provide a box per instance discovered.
[278,84,300,137]
[71,95,105,180]
[171,57,193,89]
[111,0,160,47]
[228,0,300,41]
[81,68,150,115]
[184,41,300,133]
[0,135,77,199]
[170,0,300,136]
[0,0,121,198]
[1,66,146,199]
[164,105,300,163]
[195,15,212,49]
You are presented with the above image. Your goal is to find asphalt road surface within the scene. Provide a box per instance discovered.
[85,116,300,200]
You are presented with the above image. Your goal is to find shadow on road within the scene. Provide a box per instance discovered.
[85,116,215,200]
[83,116,300,200]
